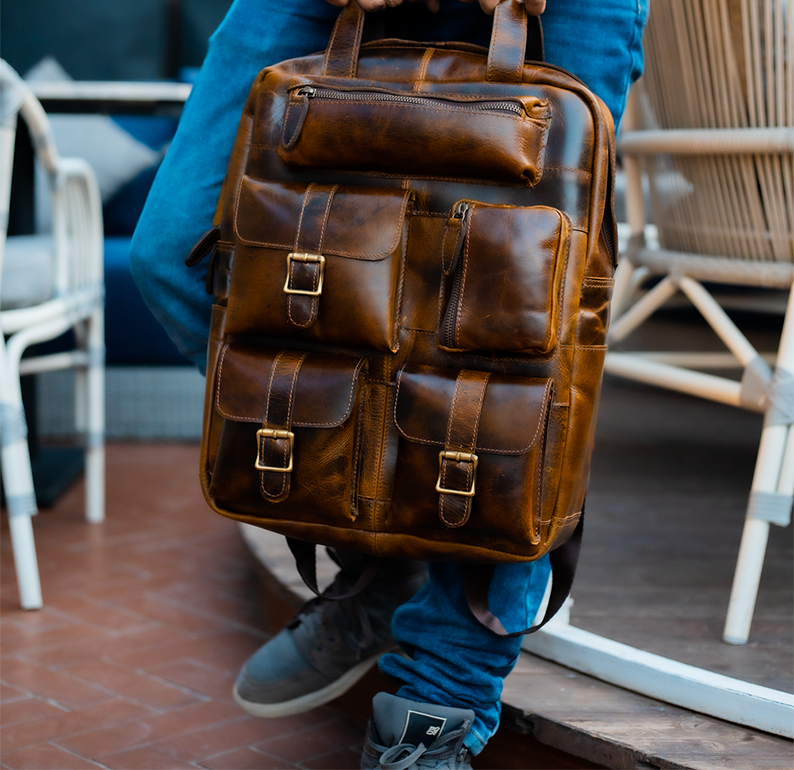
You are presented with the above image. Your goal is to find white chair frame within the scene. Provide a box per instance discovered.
[605,0,793,645]
[525,1,794,739]
[1,60,105,609]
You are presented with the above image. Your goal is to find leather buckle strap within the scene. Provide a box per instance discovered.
[258,351,306,502]
[437,370,490,528]
[283,252,326,297]
[435,451,479,497]
[255,428,295,473]
[286,184,337,329]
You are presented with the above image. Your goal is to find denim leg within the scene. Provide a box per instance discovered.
[130,0,648,753]
[129,0,339,371]
[379,557,551,755]
[542,0,650,129]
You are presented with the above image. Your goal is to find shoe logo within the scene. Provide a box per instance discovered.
[400,711,448,746]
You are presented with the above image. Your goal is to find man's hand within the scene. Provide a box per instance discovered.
[325,0,547,16]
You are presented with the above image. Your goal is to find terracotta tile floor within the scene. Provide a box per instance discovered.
[1,443,367,770]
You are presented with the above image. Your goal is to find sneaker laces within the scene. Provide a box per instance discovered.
[288,560,379,661]
[377,726,470,770]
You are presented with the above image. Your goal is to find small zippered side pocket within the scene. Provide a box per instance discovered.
[438,202,571,355]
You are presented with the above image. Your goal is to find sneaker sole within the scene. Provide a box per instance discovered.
[232,647,393,718]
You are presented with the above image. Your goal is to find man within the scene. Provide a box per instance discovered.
[130,1,648,766]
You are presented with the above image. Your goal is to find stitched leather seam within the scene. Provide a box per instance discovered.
[214,343,231,418]
[316,185,338,252]
[453,218,471,344]
[392,220,409,353]
[282,101,303,148]
[323,17,344,76]
[261,350,282,426]
[533,435,543,542]
[553,212,572,351]
[284,169,543,188]
[410,328,559,363]
[440,217,458,273]
[486,6,501,82]
[444,375,461,448]
[413,48,434,90]
[543,166,593,176]
[350,368,368,517]
[292,184,315,253]
[394,371,552,454]
[249,151,594,181]
[284,354,305,426]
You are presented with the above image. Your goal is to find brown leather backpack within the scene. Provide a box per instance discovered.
[189,0,617,631]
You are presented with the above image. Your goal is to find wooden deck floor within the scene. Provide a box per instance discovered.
[579,308,792,694]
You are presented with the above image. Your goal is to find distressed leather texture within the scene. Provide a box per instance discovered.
[198,0,617,564]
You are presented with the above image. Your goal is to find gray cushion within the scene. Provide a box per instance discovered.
[1,235,55,309]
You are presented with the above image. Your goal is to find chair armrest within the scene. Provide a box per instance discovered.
[51,157,104,292]
[619,127,794,156]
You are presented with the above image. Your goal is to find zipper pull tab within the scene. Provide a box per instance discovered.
[282,86,314,150]
[442,202,470,275]
[184,226,219,267]
[184,226,221,295]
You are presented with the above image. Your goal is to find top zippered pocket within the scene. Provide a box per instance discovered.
[279,80,552,186]
[288,85,534,120]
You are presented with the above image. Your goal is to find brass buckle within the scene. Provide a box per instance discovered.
[435,450,478,497]
[283,252,326,296]
[255,428,295,472]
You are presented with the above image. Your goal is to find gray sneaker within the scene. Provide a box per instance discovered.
[361,693,475,770]
[234,553,427,718]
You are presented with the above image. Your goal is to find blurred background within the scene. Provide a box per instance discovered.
[2,0,229,81]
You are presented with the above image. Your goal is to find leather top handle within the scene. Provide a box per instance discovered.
[323,0,541,81]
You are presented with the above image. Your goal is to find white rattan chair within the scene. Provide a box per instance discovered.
[0,59,105,609]
[607,0,793,644]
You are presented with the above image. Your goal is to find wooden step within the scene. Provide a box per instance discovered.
[240,524,793,770]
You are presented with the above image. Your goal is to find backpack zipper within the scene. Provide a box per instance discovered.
[441,202,470,349]
[295,85,540,118]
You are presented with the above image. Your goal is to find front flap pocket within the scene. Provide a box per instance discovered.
[226,178,412,352]
[438,203,571,355]
[279,81,551,186]
[392,365,553,547]
[209,343,366,523]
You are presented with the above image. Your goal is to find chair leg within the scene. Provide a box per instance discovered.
[723,286,794,644]
[1,344,43,609]
[8,514,43,610]
[85,308,104,523]
[724,519,771,645]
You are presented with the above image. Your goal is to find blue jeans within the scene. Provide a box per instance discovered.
[130,0,648,755]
